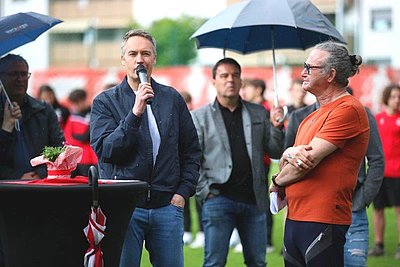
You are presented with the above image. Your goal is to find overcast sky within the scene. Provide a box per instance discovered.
[133,0,226,26]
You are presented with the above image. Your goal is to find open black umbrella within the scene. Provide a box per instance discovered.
[191,0,346,107]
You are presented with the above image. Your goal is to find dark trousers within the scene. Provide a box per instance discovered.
[283,219,349,267]
[265,164,273,246]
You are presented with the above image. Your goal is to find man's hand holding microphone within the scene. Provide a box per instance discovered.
[132,64,154,116]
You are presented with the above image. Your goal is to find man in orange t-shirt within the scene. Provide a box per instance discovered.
[270,41,369,267]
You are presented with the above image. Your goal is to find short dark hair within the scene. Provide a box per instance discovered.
[121,29,157,56]
[212,58,241,79]
[0,54,28,72]
[38,84,55,95]
[68,89,87,103]
[243,78,266,95]
[381,84,400,106]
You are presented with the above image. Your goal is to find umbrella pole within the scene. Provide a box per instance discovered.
[271,28,287,122]
[271,27,278,108]
[0,80,20,131]
[272,49,278,108]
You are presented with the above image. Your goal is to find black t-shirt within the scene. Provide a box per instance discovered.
[213,101,256,204]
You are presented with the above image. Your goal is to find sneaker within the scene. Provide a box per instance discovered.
[190,232,205,248]
[233,243,243,253]
[368,244,384,257]
[266,245,275,254]
[183,231,193,245]
[395,246,400,260]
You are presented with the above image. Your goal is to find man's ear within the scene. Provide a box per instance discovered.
[327,68,336,83]
[121,55,125,66]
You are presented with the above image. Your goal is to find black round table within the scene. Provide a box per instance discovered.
[0,180,147,267]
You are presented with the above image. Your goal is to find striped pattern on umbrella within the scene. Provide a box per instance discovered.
[83,206,106,267]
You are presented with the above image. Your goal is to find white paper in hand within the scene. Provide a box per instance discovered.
[269,191,287,214]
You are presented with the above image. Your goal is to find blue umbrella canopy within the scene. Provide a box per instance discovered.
[0,12,62,56]
[191,0,346,54]
[191,0,346,108]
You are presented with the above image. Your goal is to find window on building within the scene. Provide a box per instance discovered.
[52,33,84,43]
[97,28,127,42]
[371,9,392,31]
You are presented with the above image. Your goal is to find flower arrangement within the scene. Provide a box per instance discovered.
[42,146,66,162]
[30,144,83,179]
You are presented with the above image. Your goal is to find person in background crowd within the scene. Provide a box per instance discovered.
[90,29,201,267]
[38,84,70,129]
[285,87,384,267]
[0,54,64,180]
[240,78,275,253]
[63,89,97,177]
[240,78,271,112]
[286,78,308,116]
[192,57,284,267]
[180,90,205,248]
[369,84,400,260]
[270,41,369,266]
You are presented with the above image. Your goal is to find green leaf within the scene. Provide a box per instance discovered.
[42,146,66,162]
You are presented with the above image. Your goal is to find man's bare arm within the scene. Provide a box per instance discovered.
[274,137,338,187]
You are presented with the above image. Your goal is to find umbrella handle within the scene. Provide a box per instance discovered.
[88,166,99,208]
[0,80,20,131]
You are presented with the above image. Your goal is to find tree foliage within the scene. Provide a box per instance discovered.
[128,16,205,66]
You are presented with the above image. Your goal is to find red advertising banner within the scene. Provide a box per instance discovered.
[30,65,400,114]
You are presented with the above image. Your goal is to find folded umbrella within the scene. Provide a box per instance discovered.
[84,166,106,267]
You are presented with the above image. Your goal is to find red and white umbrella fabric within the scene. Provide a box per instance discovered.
[84,166,106,267]
[83,206,106,267]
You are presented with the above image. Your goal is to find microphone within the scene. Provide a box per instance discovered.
[136,64,152,105]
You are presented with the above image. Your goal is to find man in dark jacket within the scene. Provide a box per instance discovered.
[0,54,64,180]
[90,29,201,267]
[0,54,65,267]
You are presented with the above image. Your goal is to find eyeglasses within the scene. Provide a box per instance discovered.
[303,63,324,75]
[0,71,31,79]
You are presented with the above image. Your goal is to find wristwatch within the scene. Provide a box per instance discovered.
[271,174,282,187]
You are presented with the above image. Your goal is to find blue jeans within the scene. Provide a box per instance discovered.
[119,205,184,267]
[344,209,369,267]
[202,195,266,267]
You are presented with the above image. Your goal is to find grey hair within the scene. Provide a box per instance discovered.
[120,29,157,56]
[315,41,362,87]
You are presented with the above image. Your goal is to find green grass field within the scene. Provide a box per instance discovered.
[140,163,399,266]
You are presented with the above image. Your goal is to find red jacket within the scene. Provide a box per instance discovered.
[63,109,98,166]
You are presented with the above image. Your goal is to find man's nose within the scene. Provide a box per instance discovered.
[136,53,145,63]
